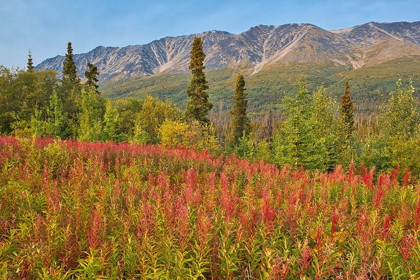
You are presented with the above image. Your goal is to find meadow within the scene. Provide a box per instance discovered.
[0,136,418,279]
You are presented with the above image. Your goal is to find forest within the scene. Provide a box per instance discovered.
[1,41,419,179]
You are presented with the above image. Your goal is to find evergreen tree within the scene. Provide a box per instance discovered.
[84,62,100,93]
[235,133,255,160]
[341,81,355,139]
[230,73,251,144]
[60,42,81,138]
[272,79,324,170]
[27,50,34,72]
[185,37,212,125]
[311,86,345,171]
[62,42,79,85]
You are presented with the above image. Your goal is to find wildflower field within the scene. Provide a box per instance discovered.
[0,137,418,279]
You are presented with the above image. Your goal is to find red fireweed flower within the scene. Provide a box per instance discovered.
[381,214,391,240]
[331,209,339,238]
[400,233,416,262]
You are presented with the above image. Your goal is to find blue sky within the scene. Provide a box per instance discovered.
[0,0,419,69]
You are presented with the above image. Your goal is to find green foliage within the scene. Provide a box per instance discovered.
[387,134,420,178]
[130,121,150,144]
[159,119,199,147]
[0,66,57,134]
[115,98,143,139]
[360,80,420,178]
[235,133,255,160]
[272,80,321,170]
[255,141,271,161]
[46,90,68,138]
[30,106,46,138]
[77,88,105,141]
[137,95,182,144]
[102,99,121,142]
[230,73,251,144]
[360,135,391,172]
[185,37,212,125]
[380,80,418,139]
[196,123,221,155]
[159,119,220,154]
[272,82,350,171]
[312,86,348,171]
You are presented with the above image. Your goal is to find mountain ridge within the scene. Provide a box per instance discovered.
[36,21,420,83]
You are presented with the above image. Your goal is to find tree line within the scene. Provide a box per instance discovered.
[0,38,419,179]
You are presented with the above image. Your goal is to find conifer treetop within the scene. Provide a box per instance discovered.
[62,42,79,84]
[85,62,100,93]
[27,50,34,72]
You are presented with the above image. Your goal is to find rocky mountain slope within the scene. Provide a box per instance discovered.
[36,21,420,83]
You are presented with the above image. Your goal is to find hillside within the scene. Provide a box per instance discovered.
[36,21,420,111]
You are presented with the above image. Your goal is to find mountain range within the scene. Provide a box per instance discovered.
[36,21,420,112]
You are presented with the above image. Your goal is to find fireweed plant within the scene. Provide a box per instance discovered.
[0,136,418,279]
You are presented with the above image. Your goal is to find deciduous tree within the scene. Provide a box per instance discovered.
[103,100,121,141]
[46,90,67,138]
[77,88,105,141]
[137,95,182,144]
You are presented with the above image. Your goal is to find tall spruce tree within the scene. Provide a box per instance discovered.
[62,42,79,85]
[61,42,81,138]
[230,73,251,144]
[27,50,34,72]
[341,81,355,139]
[85,62,100,93]
[185,37,212,125]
